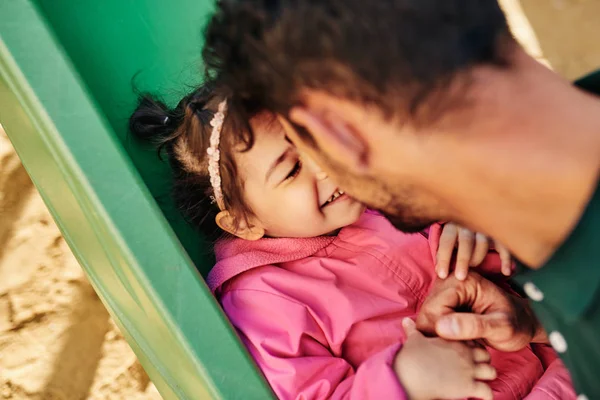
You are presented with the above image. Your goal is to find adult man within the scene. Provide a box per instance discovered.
[203,0,600,397]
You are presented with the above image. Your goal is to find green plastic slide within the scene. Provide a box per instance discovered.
[0,1,273,398]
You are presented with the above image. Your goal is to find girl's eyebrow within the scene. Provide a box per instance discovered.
[265,147,292,183]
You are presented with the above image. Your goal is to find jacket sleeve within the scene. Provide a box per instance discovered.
[221,288,408,400]
[524,358,576,400]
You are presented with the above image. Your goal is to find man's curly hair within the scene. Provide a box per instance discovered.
[203,0,514,128]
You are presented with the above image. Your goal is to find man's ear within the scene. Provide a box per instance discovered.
[281,91,376,175]
[215,210,265,241]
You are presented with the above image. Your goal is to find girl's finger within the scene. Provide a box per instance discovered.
[495,241,512,276]
[473,364,497,381]
[469,232,489,267]
[472,347,491,363]
[436,223,459,279]
[401,318,420,337]
[470,382,494,400]
[455,227,475,280]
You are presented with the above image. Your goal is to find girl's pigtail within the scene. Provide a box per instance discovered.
[129,95,183,148]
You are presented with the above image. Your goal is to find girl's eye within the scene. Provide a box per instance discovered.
[283,160,302,182]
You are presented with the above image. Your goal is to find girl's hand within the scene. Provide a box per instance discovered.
[395,319,495,400]
[436,223,512,281]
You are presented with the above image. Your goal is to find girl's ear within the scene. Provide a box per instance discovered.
[215,210,265,241]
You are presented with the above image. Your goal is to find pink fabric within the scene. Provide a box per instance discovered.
[208,212,575,400]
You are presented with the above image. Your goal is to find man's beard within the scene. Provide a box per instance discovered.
[358,180,436,233]
[379,210,435,233]
[325,161,437,233]
[370,195,437,233]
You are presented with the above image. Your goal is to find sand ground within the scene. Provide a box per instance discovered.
[0,1,599,399]
[0,129,162,400]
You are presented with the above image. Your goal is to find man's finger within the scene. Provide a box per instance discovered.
[455,228,475,280]
[435,312,511,340]
[469,232,489,267]
[416,286,462,335]
[436,224,458,279]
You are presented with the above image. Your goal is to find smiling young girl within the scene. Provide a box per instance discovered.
[130,82,575,400]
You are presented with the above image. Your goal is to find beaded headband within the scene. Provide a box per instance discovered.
[207,100,227,210]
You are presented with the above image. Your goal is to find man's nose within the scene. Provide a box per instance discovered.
[304,156,328,181]
[316,171,328,181]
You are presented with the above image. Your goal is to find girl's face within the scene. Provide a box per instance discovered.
[235,115,365,238]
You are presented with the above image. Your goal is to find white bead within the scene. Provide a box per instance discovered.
[523,282,544,302]
[577,395,588,400]
[549,331,568,353]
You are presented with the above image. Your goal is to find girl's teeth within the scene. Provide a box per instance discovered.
[327,190,344,204]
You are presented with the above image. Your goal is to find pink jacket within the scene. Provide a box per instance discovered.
[208,211,575,400]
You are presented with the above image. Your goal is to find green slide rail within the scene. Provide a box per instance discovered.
[0,1,274,398]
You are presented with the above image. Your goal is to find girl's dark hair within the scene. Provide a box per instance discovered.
[129,81,255,242]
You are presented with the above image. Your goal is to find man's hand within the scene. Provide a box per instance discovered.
[416,272,547,352]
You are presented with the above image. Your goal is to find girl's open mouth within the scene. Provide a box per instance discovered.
[322,189,347,207]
